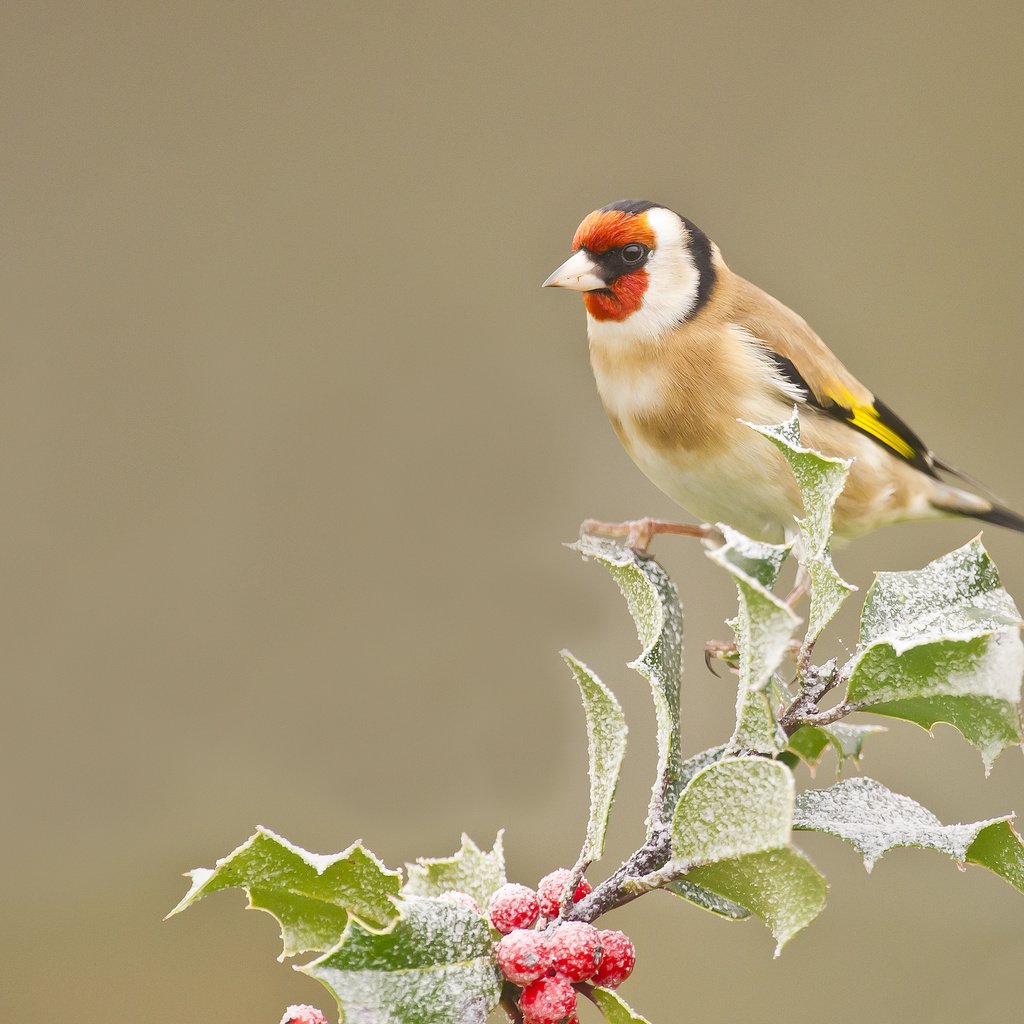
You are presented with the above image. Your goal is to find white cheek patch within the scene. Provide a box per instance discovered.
[586,206,702,347]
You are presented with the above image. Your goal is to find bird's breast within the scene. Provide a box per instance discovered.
[588,329,802,540]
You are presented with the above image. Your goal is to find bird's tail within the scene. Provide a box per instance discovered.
[969,503,1024,533]
[930,483,1024,534]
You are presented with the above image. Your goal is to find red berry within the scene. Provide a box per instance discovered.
[519,975,577,1024]
[280,1007,328,1024]
[495,929,552,985]
[591,929,636,988]
[488,883,540,934]
[548,921,603,982]
[536,869,592,918]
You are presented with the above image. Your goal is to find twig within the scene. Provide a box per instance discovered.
[563,828,672,923]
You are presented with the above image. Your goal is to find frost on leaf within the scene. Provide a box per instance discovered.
[665,746,750,920]
[746,413,856,639]
[302,896,502,1024]
[167,827,401,959]
[561,650,629,864]
[667,757,825,953]
[672,758,793,865]
[794,776,1024,895]
[664,878,751,921]
[706,527,796,755]
[847,538,1024,769]
[403,833,505,910]
[574,534,684,830]
[785,722,887,771]
[588,986,654,1024]
[685,847,827,956]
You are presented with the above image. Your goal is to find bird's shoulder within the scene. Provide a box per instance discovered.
[718,272,874,410]
[707,269,937,475]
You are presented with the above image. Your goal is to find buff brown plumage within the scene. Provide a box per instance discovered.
[544,199,1023,545]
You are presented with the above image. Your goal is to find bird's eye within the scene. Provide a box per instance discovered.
[621,243,647,265]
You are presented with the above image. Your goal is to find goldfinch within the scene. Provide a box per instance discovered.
[544,199,1024,545]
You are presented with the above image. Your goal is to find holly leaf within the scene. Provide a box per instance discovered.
[664,757,826,952]
[167,827,401,959]
[574,535,684,830]
[746,414,856,639]
[846,538,1024,769]
[403,833,505,910]
[965,819,1024,894]
[684,847,828,956]
[706,527,797,754]
[562,650,629,864]
[785,722,887,771]
[794,776,1024,896]
[301,896,502,1024]
[587,986,654,1023]
[663,877,751,921]
[664,746,751,920]
[671,757,793,864]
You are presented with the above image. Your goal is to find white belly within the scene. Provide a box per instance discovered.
[620,419,801,542]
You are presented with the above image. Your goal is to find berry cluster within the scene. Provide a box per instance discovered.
[488,869,636,1024]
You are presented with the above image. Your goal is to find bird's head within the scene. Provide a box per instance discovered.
[543,199,718,341]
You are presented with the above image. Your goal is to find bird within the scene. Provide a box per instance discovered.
[543,198,1024,550]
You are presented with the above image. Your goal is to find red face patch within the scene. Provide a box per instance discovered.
[572,209,656,253]
[573,209,656,322]
[583,272,649,322]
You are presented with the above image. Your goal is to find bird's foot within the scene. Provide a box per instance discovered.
[704,640,738,676]
[704,637,803,676]
[581,517,720,556]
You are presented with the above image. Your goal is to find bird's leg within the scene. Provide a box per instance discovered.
[785,562,811,609]
[581,517,721,556]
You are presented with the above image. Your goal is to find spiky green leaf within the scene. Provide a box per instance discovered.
[707,527,797,754]
[794,776,1024,896]
[403,834,505,910]
[574,534,684,830]
[167,827,401,959]
[561,650,629,864]
[786,722,887,770]
[302,897,501,1024]
[747,414,856,638]
[847,538,1024,769]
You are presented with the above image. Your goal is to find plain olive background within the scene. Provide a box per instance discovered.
[4,2,1024,1020]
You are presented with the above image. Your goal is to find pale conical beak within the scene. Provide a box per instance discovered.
[541,249,606,291]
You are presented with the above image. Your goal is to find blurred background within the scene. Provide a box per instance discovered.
[4,2,1023,1020]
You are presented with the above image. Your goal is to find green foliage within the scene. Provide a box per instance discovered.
[171,417,1024,1023]
[707,528,797,754]
[794,777,1024,890]
[167,827,401,958]
[784,722,886,771]
[573,533,685,831]
[561,650,629,865]
[587,987,654,1023]
[846,538,1023,768]
[301,898,501,1024]
[666,758,827,953]
[747,413,855,638]
[403,833,506,909]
